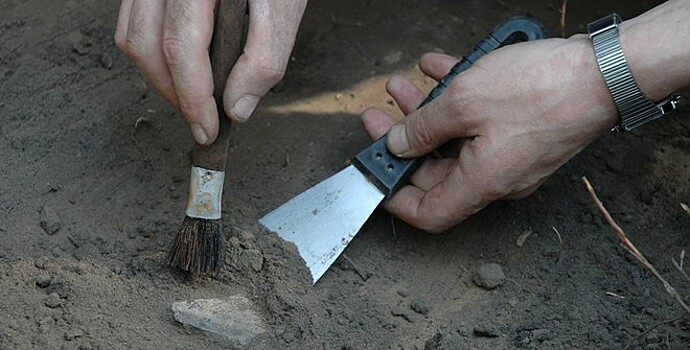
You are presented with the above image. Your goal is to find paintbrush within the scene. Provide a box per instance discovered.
[167,0,247,274]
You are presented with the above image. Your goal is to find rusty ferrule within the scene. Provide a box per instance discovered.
[185,166,225,220]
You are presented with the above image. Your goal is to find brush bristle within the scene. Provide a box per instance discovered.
[167,216,225,274]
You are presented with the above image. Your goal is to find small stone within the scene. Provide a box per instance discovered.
[40,206,62,235]
[473,326,500,338]
[172,296,267,347]
[397,288,409,298]
[46,274,70,299]
[391,304,416,323]
[65,328,84,341]
[34,256,48,270]
[645,332,660,344]
[99,53,113,69]
[472,263,505,290]
[45,292,63,308]
[425,331,467,350]
[410,297,430,315]
[35,275,52,288]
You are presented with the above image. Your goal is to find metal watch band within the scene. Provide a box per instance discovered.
[588,13,680,132]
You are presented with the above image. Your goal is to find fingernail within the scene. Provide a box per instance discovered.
[231,95,259,121]
[191,123,209,145]
[387,124,409,156]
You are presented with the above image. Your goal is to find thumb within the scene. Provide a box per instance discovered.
[386,94,468,158]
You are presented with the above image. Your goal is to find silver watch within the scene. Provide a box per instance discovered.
[588,13,680,132]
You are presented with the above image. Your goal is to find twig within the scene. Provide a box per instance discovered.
[516,227,532,247]
[551,226,563,245]
[342,253,370,282]
[623,314,685,350]
[672,258,690,284]
[131,116,150,152]
[582,176,690,316]
[606,291,626,299]
[559,0,568,37]
[551,226,564,262]
[681,249,686,269]
[391,215,397,240]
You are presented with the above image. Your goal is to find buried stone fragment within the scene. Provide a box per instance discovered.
[172,296,267,347]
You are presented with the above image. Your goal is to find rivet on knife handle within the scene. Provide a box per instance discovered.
[352,16,548,197]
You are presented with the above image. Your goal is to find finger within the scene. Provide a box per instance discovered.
[386,75,427,115]
[163,0,217,145]
[408,158,454,192]
[362,108,454,191]
[386,91,473,158]
[123,0,180,110]
[361,108,396,140]
[419,52,461,81]
[114,0,134,48]
[223,0,308,122]
[384,152,488,233]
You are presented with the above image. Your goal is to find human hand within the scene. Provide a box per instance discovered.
[361,37,619,233]
[115,0,307,145]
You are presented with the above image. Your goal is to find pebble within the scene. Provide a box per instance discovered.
[472,263,505,290]
[473,326,500,338]
[34,256,53,271]
[424,331,467,350]
[172,296,267,347]
[410,297,430,315]
[40,205,62,235]
[390,304,415,323]
[44,292,63,308]
[35,275,52,288]
[65,328,84,341]
[99,53,113,69]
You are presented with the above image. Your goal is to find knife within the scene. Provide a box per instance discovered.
[260,16,549,284]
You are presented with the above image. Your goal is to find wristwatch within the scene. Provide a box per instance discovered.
[587,13,680,132]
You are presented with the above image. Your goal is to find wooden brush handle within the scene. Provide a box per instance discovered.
[192,0,248,171]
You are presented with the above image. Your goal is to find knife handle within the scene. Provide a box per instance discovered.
[352,16,549,197]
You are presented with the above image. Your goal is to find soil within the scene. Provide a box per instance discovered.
[1,0,689,349]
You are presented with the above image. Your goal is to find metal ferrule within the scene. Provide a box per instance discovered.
[185,166,225,220]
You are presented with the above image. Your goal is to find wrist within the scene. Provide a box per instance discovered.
[564,34,620,131]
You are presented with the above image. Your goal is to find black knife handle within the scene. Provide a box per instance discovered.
[352,16,549,197]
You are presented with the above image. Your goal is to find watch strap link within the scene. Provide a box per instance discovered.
[588,13,680,132]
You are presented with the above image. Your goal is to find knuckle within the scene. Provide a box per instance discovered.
[408,115,436,149]
[121,36,146,59]
[177,97,203,116]
[161,36,188,66]
[255,63,285,85]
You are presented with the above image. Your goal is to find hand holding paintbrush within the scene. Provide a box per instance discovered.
[168,0,248,274]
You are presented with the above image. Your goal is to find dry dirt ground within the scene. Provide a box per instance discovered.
[1,0,689,349]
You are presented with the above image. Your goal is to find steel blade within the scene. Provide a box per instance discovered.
[259,165,384,284]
